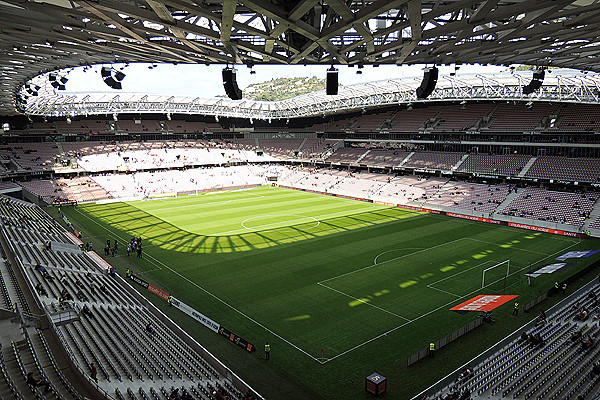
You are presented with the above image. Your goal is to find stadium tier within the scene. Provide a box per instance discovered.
[0,100,599,400]
[427,280,600,400]
[0,195,258,400]
[456,154,532,177]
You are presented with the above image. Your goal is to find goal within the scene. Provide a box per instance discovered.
[482,260,510,289]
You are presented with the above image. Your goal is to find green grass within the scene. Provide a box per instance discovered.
[57,185,600,400]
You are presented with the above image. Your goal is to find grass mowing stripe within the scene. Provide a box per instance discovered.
[73,206,324,363]
[321,235,582,363]
[318,236,469,284]
[62,186,600,400]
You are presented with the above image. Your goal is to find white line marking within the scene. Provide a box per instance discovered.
[209,205,386,236]
[318,237,469,285]
[73,202,584,365]
[145,200,233,212]
[319,237,582,363]
[423,212,581,244]
[316,283,412,322]
[466,237,548,255]
[373,248,424,265]
[426,260,496,298]
[73,207,323,363]
[426,285,462,298]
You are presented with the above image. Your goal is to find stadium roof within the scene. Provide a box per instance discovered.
[24,72,600,119]
[2,0,600,115]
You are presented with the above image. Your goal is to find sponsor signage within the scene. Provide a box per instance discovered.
[148,283,170,301]
[507,222,580,237]
[374,201,396,207]
[218,326,255,352]
[64,232,83,245]
[85,251,111,271]
[128,274,149,289]
[450,295,518,312]
[396,204,443,215]
[170,297,220,333]
[525,262,571,278]
[446,212,502,224]
[556,250,600,261]
[280,184,584,239]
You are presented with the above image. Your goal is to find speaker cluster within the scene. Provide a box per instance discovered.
[326,67,339,95]
[49,73,67,90]
[416,67,438,99]
[522,69,545,95]
[101,66,125,90]
[222,67,242,100]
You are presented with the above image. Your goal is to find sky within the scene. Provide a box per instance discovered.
[61,63,508,98]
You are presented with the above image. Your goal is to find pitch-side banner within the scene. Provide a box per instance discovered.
[450,295,518,312]
[148,283,170,301]
[556,250,599,261]
[64,231,83,245]
[85,251,111,271]
[170,296,220,333]
[525,262,573,278]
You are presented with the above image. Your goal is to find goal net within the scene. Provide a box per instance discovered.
[482,260,510,289]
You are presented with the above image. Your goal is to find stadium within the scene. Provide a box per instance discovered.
[1,1,600,400]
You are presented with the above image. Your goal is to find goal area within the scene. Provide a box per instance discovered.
[482,260,510,289]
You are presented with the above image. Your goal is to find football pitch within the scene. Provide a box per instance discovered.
[60,185,600,400]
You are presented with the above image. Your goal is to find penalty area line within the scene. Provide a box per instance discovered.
[426,285,462,298]
[317,282,412,322]
[318,237,469,285]
[322,238,584,363]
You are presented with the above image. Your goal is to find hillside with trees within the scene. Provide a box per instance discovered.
[242,76,329,101]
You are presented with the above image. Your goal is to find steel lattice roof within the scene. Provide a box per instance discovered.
[2,0,600,115]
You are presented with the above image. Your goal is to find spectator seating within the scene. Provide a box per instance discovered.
[287,170,340,191]
[373,175,448,204]
[499,187,598,227]
[489,103,559,131]
[525,156,600,183]
[166,121,210,134]
[353,111,395,132]
[558,104,600,132]
[403,152,463,171]
[0,143,59,172]
[329,177,387,198]
[389,106,443,131]
[324,147,366,164]
[432,103,495,132]
[236,139,258,152]
[429,281,600,400]
[75,146,276,173]
[360,149,410,167]
[0,195,255,400]
[298,138,334,159]
[257,138,303,157]
[425,182,510,214]
[457,154,533,176]
[56,176,112,203]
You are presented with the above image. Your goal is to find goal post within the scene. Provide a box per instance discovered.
[482,260,510,289]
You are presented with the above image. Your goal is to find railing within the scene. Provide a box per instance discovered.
[50,319,117,400]
[407,317,484,366]
[23,74,600,119]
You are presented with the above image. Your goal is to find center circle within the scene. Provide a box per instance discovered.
[241,214,320,231]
